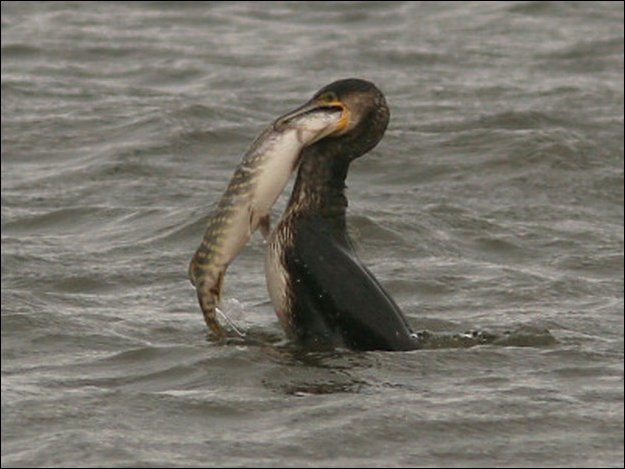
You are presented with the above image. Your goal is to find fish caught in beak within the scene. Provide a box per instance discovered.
[190,92,350,338]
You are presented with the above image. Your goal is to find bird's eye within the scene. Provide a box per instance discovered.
[318,91,338,103]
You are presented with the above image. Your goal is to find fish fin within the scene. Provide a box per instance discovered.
[188,259,197,286]
[249,208,271,240]
[259,214,271,240]
[248,207,256,237]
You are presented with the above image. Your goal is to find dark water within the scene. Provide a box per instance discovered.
[2,1,623,467]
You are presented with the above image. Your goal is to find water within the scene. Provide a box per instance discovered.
[1,1,623,467]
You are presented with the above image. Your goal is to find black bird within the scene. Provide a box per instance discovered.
[265,78,420,351]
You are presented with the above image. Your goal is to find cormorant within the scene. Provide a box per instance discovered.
[265,78,419,351]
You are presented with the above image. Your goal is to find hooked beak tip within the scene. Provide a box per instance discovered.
[274,100,346,132]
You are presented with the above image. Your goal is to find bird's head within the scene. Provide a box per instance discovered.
[275,78,390,160]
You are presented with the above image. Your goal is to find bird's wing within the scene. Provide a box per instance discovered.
[284,217,418,351]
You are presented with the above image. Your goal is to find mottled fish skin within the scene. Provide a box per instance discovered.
[189,111,341,336]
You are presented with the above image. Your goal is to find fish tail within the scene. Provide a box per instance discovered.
[196,271,226,338]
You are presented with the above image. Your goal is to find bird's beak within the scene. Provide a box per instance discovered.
[274,99,350,134]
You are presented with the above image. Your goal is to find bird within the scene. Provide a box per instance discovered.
[265,78,420,351]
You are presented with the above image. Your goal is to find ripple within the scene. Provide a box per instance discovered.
[2,1,623,467]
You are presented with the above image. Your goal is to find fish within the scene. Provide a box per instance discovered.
[189,105,344,337]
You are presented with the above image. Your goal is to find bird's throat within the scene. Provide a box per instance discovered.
[285,142,351,224]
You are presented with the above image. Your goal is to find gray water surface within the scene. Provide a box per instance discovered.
[2,1,624,467]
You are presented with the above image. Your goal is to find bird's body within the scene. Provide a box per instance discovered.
[265,79,420,351]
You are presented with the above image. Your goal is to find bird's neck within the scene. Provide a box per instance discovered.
[285,141,352,227]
